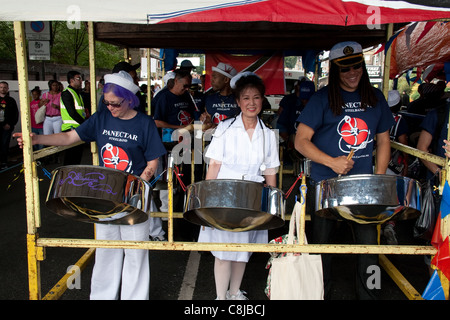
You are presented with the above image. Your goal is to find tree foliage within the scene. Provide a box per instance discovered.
[0,21,122,69]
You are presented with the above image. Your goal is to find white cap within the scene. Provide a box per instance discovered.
[212,62,237,79]
[163,71,175,84]
[329,41,363,61]
[230,71,260,89]
[104,71,139,94]
[388,90,401,107]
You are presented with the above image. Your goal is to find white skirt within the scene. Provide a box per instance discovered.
[198,226,267,262]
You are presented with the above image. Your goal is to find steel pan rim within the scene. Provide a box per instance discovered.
[46,165,152,225]
[51,164,148,183]
[183,179,285,231]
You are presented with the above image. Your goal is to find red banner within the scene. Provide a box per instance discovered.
[205,52,285,95]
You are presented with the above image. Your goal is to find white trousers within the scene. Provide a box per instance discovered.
[90,219,150,300]
[43,116,62,135]
[149,198,165,238]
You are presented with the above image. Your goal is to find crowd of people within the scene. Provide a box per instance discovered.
[7,40,450,300]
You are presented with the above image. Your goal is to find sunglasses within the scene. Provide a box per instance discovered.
[339,62,363,73]
[103,98,125,108]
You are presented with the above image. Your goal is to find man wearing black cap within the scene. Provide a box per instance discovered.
[98,61,147,114]
[295,41,394,300]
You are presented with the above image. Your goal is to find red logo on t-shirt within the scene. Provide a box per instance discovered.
[101,143,131,171]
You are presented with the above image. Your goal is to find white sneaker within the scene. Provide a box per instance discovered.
[226,290,248,300]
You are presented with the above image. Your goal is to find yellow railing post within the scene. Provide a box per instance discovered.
[13,21,42,300]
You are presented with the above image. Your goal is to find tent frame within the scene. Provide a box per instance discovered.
[13,20,448,300]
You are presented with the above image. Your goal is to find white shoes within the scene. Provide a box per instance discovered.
[226,290,248,300]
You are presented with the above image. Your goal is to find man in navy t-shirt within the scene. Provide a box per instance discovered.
[201,62,239,127]
[153,69,196,129]
[295,41,394,300]
[277,80,315,142]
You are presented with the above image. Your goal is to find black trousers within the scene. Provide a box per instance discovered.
[306,178,379,300]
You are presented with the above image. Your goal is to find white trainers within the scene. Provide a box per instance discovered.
[226,290,248,300]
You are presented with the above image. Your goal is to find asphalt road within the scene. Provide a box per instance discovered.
[0,145,432,302]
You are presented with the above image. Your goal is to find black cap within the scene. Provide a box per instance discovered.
[112,61,141,73]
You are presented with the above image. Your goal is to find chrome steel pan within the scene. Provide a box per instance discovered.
[315,174,421,224]
[184,179,285,232]
[46,165,152,225]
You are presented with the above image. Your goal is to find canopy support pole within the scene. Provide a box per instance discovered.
[382,23,393,97]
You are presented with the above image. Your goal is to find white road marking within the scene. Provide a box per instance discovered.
[178,251,201,300]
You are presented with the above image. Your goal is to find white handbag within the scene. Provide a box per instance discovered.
[268,198,324,300]
[35,105,46,124]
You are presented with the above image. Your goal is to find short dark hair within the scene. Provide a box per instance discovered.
[232,74,265,98]
[67,71,81,83]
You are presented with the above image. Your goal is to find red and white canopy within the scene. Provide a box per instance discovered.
[2,0,450,25]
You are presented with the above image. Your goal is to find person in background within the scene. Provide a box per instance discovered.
[0,81,19,170]
[200,62,239,128]
[383,90,410,245]
[277,79,315,145]
[41,80,62,136]
[29,87,44,150]
[61,70,86,165]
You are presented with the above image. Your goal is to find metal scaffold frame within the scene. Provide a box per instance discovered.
[12,21,448,300]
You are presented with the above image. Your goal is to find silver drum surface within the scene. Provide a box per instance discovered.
[46,165,152,225]
[315,174,421,224]
[183,179,286,232]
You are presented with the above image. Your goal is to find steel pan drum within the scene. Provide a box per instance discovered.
[315,174,421,224]
[46,165,152,225]
[183,179,286,232]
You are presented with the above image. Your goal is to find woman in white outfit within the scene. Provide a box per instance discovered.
[198,72,280,300]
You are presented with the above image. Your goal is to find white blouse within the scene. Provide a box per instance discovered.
[205,113,280,182]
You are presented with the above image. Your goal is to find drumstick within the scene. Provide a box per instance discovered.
[338,149,355,178]
[347,149,355,160]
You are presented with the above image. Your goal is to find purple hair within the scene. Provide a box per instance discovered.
[103,83,139,109]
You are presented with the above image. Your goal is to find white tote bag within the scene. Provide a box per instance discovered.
[269,201,324,300]
[35,105,46,124]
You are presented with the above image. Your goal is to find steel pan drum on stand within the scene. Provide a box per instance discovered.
[183,179,286,232]
[46,165,152,225]
[315,174,421,224]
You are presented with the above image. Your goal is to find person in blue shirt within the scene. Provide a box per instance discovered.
[295,41,394,300]
[200,62,239,128]
[15,71,166,300]
[277,79,315,143]
[153,69,196,130]
[417,99,449,180]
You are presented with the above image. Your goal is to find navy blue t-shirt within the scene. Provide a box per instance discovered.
[277,93,305,135]
[420,104,450,159]
[297,86,395,182]
[205,92,239,124]
[75,111,166,176]
[152,89,195,126]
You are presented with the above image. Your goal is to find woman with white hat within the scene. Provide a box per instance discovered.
[14,71,166,300]
[198,72,280,300]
